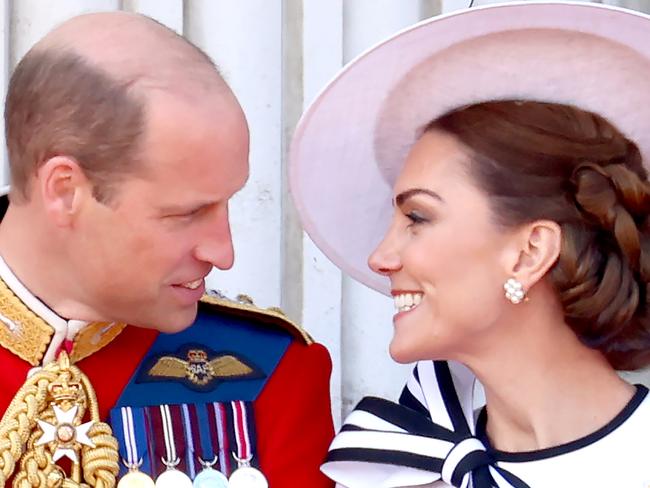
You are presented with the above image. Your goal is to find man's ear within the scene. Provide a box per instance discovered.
[508,220,562,290]
[37,156,92,226]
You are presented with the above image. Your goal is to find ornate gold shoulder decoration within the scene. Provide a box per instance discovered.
[0,351,119,487]
[200,291,314,345]
[0,277,126,366]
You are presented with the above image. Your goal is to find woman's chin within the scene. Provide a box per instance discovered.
[389,334,450,364]
[389,340,423,364]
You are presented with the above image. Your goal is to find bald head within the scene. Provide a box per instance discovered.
[36,12,226,97]
[5,11,234,203]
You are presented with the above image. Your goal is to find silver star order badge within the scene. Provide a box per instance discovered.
[36,405,95,462]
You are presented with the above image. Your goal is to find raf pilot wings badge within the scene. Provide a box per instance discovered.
[115,292,296,406]
[138,344,264,392]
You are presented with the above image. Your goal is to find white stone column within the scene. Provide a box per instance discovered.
[186,1,284,307]
[339,0,423,419]
[122,0,183,33]
[11,0,119,65]
[0,0,9,184]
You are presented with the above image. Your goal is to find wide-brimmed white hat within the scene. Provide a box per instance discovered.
[289,1,650,296]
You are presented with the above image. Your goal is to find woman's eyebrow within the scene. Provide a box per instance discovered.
[394,188,444,207]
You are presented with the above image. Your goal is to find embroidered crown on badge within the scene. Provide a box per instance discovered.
[138,344,265,392]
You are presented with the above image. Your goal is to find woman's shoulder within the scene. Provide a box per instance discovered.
[496,385,650,486]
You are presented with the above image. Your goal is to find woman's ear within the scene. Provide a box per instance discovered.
[509,220,562,289]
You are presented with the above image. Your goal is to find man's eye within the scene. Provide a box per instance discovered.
[170,207,204,220]
[184,207,203,217]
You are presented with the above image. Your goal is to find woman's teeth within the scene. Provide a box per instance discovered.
[394,293,423,313]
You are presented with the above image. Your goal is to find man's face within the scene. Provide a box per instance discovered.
[70,89,249,332]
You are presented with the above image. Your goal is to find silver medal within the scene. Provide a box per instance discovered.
[156,457,193,488]
[228,455,267,488]
[228,466,267,488]
[193,456,230,488]
[194,467,230,488]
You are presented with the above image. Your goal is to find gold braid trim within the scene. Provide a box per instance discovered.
[0,353,119,487]
[81,422,119,488]
[78,372,118,488]
[0,276,127,366]
[15,426,57,487]
[0,277,53,366]
[200,294,314,344]
[0,372,56,485]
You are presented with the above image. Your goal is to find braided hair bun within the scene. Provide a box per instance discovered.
[427,100,650,369]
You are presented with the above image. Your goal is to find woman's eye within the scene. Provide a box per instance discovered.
[405,211,428,226]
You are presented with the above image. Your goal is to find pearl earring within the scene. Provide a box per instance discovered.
[504,278,526,304]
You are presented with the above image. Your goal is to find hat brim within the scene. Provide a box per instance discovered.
[289,1,650,296]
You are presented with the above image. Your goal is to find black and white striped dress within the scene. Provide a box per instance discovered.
[322,360,650,488]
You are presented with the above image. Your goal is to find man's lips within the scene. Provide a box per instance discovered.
[176,278,203,290]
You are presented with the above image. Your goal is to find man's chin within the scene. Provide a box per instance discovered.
[130,304,199,333]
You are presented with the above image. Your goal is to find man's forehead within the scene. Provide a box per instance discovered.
[138,87,249,175]
[142,85,247,138]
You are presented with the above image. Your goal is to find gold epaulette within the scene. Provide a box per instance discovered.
[199,292,314,345]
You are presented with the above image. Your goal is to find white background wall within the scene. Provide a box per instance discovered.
[2,0,649,427]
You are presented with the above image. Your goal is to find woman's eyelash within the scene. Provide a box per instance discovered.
[406,211,428,224]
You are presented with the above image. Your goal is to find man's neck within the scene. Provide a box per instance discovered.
[0,203,87,320]
[0,211,127,366]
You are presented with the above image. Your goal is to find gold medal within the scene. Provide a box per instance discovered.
[119,469,156,488]
[119,459,155,488]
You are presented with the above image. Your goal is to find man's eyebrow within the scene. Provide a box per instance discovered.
[158,200,218,214]
[394,188,444,207]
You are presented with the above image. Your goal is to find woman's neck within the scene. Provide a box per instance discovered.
[461,311,634,452]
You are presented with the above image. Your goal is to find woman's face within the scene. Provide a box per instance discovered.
[369,129,518,363]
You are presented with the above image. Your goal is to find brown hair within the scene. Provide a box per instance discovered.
[5,14,220,205]
[427,100,650,370]
[5,49,145,204]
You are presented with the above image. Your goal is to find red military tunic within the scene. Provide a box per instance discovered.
[0,272,335,487]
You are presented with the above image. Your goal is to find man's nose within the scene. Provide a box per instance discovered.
[194,206,235,270]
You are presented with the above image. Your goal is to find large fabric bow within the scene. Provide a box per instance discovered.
[321,361,530,488]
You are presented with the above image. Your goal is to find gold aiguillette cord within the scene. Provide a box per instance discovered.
[0,351,119,487]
